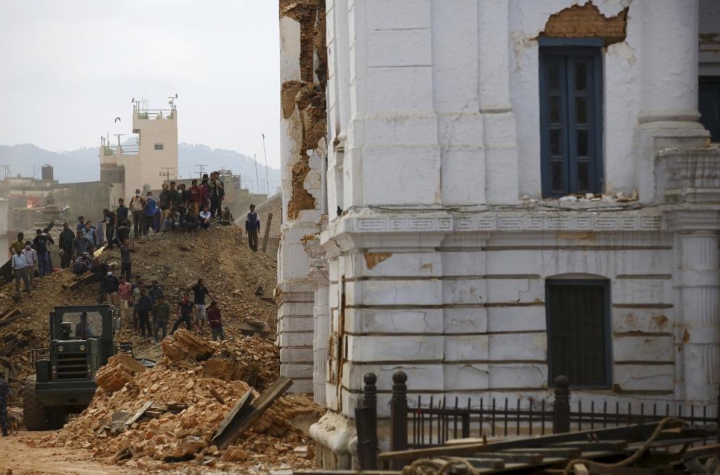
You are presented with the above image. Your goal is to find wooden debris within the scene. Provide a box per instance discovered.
[125,401,154,426]
[212,377,293,450]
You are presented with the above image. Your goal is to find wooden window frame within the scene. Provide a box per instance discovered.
[545,278,612,389]
[539,38,604,197]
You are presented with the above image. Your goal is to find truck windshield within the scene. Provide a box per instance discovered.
[61,311,103,339]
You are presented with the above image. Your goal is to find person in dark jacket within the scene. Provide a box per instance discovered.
[103,270,120,307]
[103,208,117,249]
[33,229,51,276]
[136,288,153,338]
[171,292,194,334]
[245,204,261,252]
[73,230,88,259]
[58,223,75,269]
[116,198,129,225]
[143,191,156,236]
[152,294,171,342]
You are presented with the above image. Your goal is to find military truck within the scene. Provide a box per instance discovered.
[24,305,153,430]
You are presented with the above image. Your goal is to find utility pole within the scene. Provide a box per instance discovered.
[254,154,260,194]
[195,164,207,178]
[0,165,10,179]
[262,133,270,194]
[160,167,176,181]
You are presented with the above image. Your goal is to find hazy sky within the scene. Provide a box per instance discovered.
[0,0,282,168]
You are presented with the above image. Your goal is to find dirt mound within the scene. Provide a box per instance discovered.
[47,340,323,473]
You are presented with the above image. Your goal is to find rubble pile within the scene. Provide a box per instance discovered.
[0,225,278,394]
[51,333,324,472]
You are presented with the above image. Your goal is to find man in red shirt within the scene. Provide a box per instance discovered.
[189,179,201,217]
[207,301,225,341]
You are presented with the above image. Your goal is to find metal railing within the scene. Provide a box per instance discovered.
[135,109,174,120]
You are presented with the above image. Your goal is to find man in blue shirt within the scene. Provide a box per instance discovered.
[143,191,156,236]
[245,204,261,252]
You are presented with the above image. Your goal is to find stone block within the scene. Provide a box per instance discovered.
[346,335,444,362]
[347,279,442,306]
[345,307,443,334]
[487,279,543,304]
[443,364,490,391]
[278,331,314,348]
[289,378,314,394]
[362,146,440,205]
[353,251,442,277]
[444,335,489,362]
[341,362,444,391]
[278,301,314,316]
[442,251,486,276]
[487,306,546,333]
[443,308,488,334]
[366,0,431,30]
[281,363,314,379]
[613,364,674,392]
[612,279,673,305]
[364,115,439,147]
[442,149,486,205]
[280,348,314,363]
[366,67,434,113]
[443,279,486,305]
[368,29,432,67]
[278,316,315,332]
[488,333,546,361]
[612,308,674,334]
[613,336,674,363]
[488,364,547,389]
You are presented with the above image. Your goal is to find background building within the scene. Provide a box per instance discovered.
[276,0,720,467]
[100,101,179,205]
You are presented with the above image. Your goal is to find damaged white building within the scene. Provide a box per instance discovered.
[277,0,720,466]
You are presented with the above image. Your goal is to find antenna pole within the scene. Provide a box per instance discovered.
[262,133,270,194]
[195,164,207,178]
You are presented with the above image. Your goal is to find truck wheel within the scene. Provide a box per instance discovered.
[23,375,48,431]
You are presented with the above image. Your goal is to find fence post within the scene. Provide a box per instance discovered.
[261,212,273,253]
[363,372,378,469]
[391,370,408,466]
[553,375,571,434]
[716,386,720,443]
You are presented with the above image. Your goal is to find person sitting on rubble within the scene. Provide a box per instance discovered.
[207,301,225,341]
[219,207,234,225]
[72,252,92,275]
[182,213,200,233]
[74,311,95,338]
[199,206,212,230]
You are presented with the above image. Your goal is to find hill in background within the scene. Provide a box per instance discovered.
[0,143,280,194]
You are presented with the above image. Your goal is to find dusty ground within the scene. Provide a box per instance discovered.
[0,430,140,474]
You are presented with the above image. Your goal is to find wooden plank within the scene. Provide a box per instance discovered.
[0,308,21,321]
[125,401,154,426]
[378,422,708,463]
[0,312,35,328]
[551,440,628,451]
[212,377,292,450]
[574,463,590,475]
[504,448,582,458]
[479,452,544,464]
[679,444,720,461]
[211,390,254,441]
[464,458,506,469]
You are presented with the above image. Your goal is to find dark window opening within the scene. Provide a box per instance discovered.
[546,279,611,388]
[700,76,720,143]
[154,143,164,151]
[540,45,603,197]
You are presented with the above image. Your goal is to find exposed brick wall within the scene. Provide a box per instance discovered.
[543,3,628,46]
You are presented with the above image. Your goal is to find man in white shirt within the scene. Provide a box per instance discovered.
[21,241,37,290]
[11,247,31,294]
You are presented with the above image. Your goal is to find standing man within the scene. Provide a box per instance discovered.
[103,208,117,249]
[189,179,201,216]
[58,223,75,269]
[120,238,134,282]
[116,198,129,226]
[9,232,24,256]
[143,191,156,236]
[104,270,120,307]
[132,279,144,331]
[187,278,211,331]
[33,229,50,277]
[22,241,37,290]
[209,172,224,219]
[158,183,171,227]
[149,280,164,304]
[0,372,10,437]
[245,204,261,252]
[73,230,88,260]
[118,275,133,325]
[171,292,194,334]
[129,189,147,238]
[76,216,86,232]
[11,247,30,295]
[136,288,153,338]
[152,294,170,343]
[207,301,226,341]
